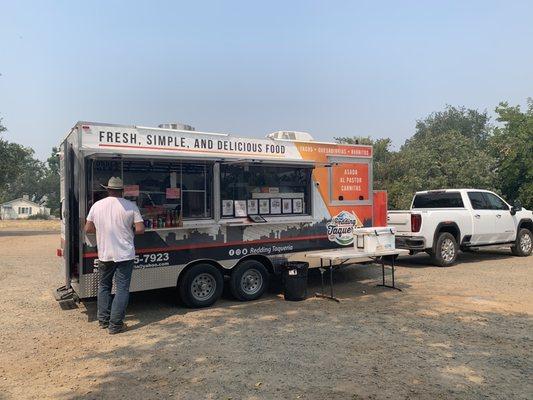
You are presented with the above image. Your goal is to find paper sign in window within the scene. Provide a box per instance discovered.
[234,200,247,217]
[222,200,234,216]
[124,185,139,197]
[332,163,369,201]
[270,198,282,214]
[259,199,270,214]
[166,188,181,199]
[282,199,292,213]
[292,198,303,213]
[247,199,259,215]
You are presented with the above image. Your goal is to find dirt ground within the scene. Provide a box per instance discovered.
[0,219,60,232]
[0,233,531,400]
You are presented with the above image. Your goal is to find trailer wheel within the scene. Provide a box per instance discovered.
[229,260,269,301]
[431,232,458,267]
[179,263,223,308]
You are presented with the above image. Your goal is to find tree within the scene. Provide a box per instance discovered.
[387,130,496,209]
[337,107,498,209]
[42,147,61,216]
[4,147,61,215]
[490,100,533,208]
[412,105,491,145]
[0,117,61,215]
[386,107,497,209]
[0,118,37,203]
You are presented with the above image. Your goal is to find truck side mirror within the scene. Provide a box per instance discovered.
[510,201,522,215]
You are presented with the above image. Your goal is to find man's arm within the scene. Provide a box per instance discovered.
[85,205,96,233]
[85,220,96,233]
[134,221,145,235]
[132,206,145,235]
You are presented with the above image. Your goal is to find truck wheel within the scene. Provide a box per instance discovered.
[179,263,223,308]
[432,232,458,267]
[511,228,533,257]
[229,260,269,301]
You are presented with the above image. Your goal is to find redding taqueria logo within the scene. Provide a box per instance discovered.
[327,211,358,245]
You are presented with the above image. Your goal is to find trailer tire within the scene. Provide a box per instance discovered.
[511,228,532,256]
[179,263,223,308]
[431,232,458,267]
[229,260,269,301]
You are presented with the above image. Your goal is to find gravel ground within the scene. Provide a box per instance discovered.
[0,233,531,400]
[0,220,60,231]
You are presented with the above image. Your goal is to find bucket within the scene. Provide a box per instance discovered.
[282,261,309,301]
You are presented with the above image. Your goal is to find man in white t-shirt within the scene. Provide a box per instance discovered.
[85,177,145,334]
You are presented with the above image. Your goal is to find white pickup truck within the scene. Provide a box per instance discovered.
[388,189,533,266]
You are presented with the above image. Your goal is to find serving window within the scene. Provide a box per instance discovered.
[220,163,312,218]
[87,159,213,225]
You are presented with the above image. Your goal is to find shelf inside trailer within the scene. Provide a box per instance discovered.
[144,216,315,231]
[221,216,314,226]
[144,222,216,232]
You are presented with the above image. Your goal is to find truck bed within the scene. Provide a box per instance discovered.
[387,210,412,233]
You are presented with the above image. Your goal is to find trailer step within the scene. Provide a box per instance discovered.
[54,286,79,310]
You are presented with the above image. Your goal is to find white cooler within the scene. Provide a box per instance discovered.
[354,227,396,253]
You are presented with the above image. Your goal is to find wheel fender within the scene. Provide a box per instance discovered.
[517,218,533,235]
[433,222,461,251]
[177,259,225,286]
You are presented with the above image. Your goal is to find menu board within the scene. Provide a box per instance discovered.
[331,163,369,201]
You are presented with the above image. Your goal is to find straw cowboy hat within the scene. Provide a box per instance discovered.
[101,176,124,190]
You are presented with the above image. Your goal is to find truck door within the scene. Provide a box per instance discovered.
[467,191,497,245]
[482,192,516,243]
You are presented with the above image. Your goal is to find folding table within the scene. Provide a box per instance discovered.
[305,248,409,302]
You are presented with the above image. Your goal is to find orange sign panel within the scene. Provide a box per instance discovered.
[331,163,369,201]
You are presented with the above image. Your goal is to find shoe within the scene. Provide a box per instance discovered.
[108,323,128,335]
[99,321,109,329]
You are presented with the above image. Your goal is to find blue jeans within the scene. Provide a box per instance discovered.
[97,259,134,332]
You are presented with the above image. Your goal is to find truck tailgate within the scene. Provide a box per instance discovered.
[387,211,412,233]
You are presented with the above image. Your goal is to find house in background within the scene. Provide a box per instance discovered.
[0,195,51,219]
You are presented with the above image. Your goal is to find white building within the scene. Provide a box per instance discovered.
[0,195,51,219]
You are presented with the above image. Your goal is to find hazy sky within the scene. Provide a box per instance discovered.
[1,1,532,160]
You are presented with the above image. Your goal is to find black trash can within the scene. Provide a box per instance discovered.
[282,261,309,301]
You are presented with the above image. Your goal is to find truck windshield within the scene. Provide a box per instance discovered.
[413,192,464,208]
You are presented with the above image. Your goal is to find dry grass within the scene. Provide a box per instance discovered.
[0,219,60,231]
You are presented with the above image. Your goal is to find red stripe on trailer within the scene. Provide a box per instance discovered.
[83,234,329,258]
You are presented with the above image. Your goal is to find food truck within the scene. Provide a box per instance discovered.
[57,122,383,307]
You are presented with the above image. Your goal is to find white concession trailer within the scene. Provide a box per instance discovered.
[56,122,381,307]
